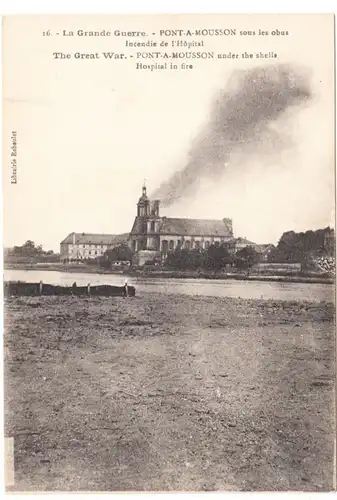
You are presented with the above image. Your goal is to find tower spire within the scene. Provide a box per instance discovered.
[142,179,147,196]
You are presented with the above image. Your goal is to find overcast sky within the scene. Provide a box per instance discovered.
[3,14,334,252]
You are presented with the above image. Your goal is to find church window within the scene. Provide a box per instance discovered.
[151,221,155,232]
[185,240,191,250]
[162,240,168,252]
[169,240,174,250]
[205,241,210,250]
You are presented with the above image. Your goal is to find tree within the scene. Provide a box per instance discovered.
[21,240,36,254]
[23,240,35,248]
[99,244,133,268]
[12,240,37,256]
[165,242,231,271]
[234,246,260,269]
[204,243,231,270]
[165,248,205,270]
[268,227,335,263]
[6,241,58,263]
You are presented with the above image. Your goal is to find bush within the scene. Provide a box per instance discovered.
[234,246,260,269]
[165,242,231,270]
[99,244,133,269]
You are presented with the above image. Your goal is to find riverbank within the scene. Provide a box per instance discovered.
[4,262,115,275]
[4,293,335,491]
[4,263,334,285]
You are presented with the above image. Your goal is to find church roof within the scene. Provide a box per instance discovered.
[130,217,145,235]
[235,237,256,246]
[159,217,232,237]
[61,232,128,245]
[130,216,232,237]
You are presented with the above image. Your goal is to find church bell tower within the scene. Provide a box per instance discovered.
[131,183,161,251]
[137,183,149,217]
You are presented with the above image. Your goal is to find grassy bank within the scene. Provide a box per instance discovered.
[4,293,335,491]
[131,270,334,284]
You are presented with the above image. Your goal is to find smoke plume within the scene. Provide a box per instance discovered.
[152,64,312,207]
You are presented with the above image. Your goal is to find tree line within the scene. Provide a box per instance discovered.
[267,227,334,265]
[164,243,260,270]
[97,241,261,270]
[5,240,59,263]
[164,227,335,270]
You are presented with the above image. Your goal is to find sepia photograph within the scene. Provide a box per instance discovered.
[2,13,336,492]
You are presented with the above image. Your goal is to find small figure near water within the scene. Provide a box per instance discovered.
[39,281,43,295]
[124,279,129,298]
[71,282,77,296]
[87,282,91,296]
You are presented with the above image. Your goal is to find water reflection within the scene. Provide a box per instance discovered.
[4,269,334,303]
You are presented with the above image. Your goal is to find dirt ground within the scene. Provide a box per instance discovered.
[4,292,335,492]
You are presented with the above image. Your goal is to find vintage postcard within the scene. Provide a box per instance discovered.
[2,13,335,492]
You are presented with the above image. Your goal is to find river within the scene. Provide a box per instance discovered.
[4,269,334,302]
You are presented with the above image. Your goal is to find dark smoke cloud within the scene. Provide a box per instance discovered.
[152,64,312,206]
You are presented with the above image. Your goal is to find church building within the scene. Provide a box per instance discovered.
[129,185,234,260]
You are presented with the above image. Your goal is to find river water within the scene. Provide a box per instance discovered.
[4,269,334,302]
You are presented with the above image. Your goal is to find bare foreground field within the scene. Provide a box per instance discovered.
[4,292,335,492]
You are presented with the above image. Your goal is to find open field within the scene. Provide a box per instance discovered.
[4,293,335,491]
